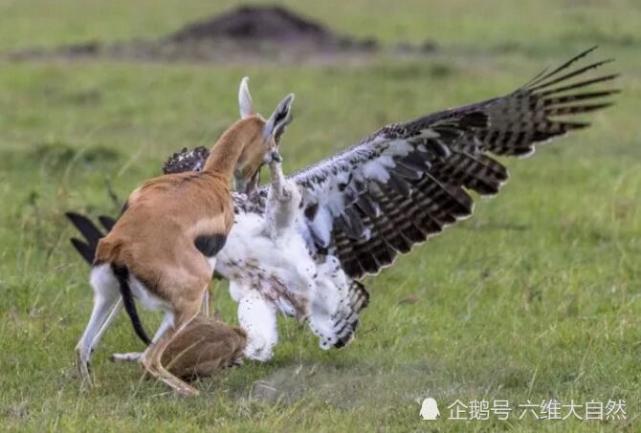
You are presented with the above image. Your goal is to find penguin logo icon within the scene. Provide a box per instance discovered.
[420,397,440,420]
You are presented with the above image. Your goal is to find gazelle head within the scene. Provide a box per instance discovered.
[234,77,294,193]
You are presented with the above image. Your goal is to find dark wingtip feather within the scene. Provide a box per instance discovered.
[537,74,620,101]
[545,101,615,116]
[98,215,116,232]
[65,211,104,247]
[559,120,592,130]
[526,46,601,88]
[70,238,95,264]
[529,59,616,92]
[541,89,621,107]
[65,211,82,222]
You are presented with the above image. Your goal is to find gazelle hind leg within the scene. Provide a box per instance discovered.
[201,289,210,317]
[76,264,121,386]
[91,297,123,349]
[139,306,201,396]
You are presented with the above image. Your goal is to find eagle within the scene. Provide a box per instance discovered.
[68,47,617,362]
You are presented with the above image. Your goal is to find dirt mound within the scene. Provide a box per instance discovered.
[168,5,347,46]
[6,5,436,63]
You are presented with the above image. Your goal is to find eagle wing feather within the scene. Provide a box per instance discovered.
[290,47,618,279]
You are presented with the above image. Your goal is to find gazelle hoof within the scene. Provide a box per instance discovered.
[75,349,94,387]
[176,384,200,397]
[110,352,142,363]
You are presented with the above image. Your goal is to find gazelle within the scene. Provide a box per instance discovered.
[71,49,616,382]
[75,78,294,396]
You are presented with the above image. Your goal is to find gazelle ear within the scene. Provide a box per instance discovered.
[264,93,295,143]
[238,76,254,118]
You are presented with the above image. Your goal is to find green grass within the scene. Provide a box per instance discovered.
[1,1,640,432]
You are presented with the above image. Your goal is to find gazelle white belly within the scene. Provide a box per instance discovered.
[129,276,171,312]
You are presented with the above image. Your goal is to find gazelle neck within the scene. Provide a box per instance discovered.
[203,117,261,181]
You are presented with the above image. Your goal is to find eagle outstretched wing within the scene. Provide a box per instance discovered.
[288,47,618,279]
[161,48,617,280]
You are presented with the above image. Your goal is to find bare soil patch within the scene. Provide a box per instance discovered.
[247,362,436,408]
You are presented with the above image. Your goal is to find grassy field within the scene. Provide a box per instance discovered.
[0,1,640,432]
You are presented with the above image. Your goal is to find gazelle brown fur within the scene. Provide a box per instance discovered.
[161,315,246,380]
[75,78,294,396]
[114,315,247,379]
